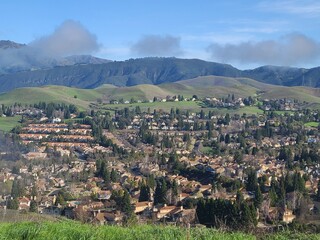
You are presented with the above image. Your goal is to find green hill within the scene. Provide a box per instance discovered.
[2,76,320,110]
[0,85,103,110]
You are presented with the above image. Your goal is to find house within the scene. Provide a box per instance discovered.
[97,190,112,200]
[52,118,62,123]
[156,204,183,219]
[18,197,31,211]
[24,152,47,160]
[134,201,153,214]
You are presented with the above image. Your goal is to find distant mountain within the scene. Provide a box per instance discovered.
[0,58,241,92]
[0,40,26,49]
[0,54,320,93]
[0,40,111,75]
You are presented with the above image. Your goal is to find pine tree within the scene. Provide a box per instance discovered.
[139,183,151,202]
[110,168,118,182]
[317,181,320,201]
[29,200,38,212]
[254,185,263,209]
[146,175,156,190]
[246,168,258,192]
[121,190,133,215]
[11,178,25,198]
[154,178,167,205]
[7,198,19,210]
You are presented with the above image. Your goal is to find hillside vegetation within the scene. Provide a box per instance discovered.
[2,75,320,110]
[0,221,253,240]
[1,57,320,93]
[0,221,319,240]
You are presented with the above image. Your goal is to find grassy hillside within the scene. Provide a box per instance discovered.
[0,115,21,132]
[0,86,103,110]
[2,76,320,111]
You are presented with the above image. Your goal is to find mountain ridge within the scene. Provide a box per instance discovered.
[1,42,320,92]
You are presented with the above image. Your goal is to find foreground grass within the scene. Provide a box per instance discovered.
[1,221,320,239]
[0,115,21,132]
[0,221,253,240]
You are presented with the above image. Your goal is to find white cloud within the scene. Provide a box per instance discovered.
[207,33,320,66]
[258,0,320,16]
[31,20,99,56]
[130,35,183,57]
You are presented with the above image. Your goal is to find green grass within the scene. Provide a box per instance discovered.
[304,122,319,127]
[200,106,264,116]
[100,101,202,112]
[1,220,320,240]
[200,146,213,155]
[0,115,21,132]
[2,75,320,112]
[0,86,103,110]
[0,221,254,240]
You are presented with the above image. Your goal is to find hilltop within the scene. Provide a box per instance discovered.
[1,56,320,92]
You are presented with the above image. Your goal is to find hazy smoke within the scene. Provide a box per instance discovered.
[131,35,182,56]
[0,20,99,72]
[207,33,320,66]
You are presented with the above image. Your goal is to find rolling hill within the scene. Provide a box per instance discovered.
[2,75,320,110]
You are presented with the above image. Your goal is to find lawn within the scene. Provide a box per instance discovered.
[0,115,21,132]
[100,101,202,112]
[304,121,319,127]
[99,102,264,116]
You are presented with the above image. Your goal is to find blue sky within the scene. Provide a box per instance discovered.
[1,0,320,69]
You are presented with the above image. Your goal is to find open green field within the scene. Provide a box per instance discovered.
[100,101,202,112]
[0,86,103,110]
[208,106,264,116]
[0,115,21,132]
[304,121,319,127]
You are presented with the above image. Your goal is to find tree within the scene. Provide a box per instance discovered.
[146,175,156,190]
[234,151,243,164]
[317,181,320,201]
[139,183,151,202]
[7,198,19,210]
[154,178,167,205]
[254,185,263,209]
[31,184,38,200]
[55,193,65,206]
[121,190,133,215]
[224,113,230,125]
[110,168,119,182]
[11,178,25,198]
[29,200,38,212]
[246,169,258,192]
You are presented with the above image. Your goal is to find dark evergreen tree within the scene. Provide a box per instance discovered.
[139,183,151,202]
[154,178,167,205]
